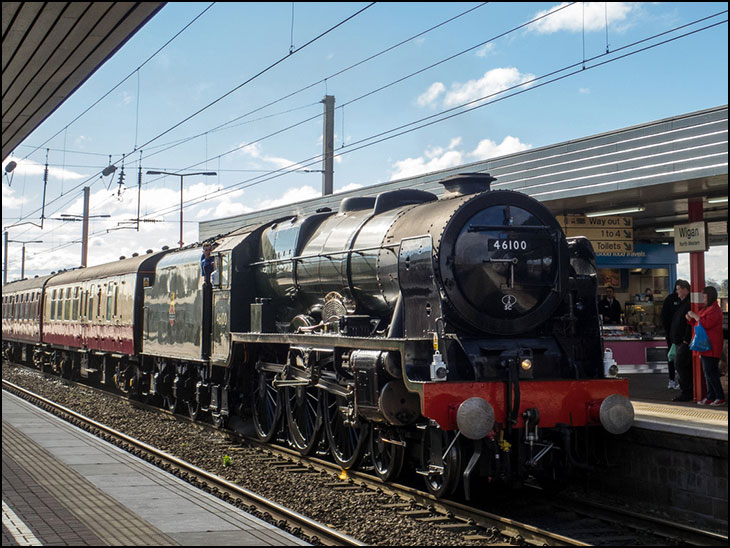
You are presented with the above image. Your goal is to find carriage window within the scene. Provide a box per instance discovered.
[64,288,71,320]
[50,289,57,320]
[106,283,114,321]
[97,286,103,318]
[72,287,80,320]
[88,285,95,320]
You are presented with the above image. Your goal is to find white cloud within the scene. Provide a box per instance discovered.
[417,82,446,107]
[442,67,535,108]
[417,68,535,109]
[195,200,250,219]
[2,182,28,209]
[579,87,591,94]
[469,136,532,161]
[390,138,465,180]
[475,43,495,58]
[390,135,532,181]
[529,2,635,34]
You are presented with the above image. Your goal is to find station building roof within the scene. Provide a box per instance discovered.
[199,105,728,247]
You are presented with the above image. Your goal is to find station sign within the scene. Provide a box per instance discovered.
[562,227,633,241]
[556,214,634,255]
[556,215,633,228]
[673,221,708,253]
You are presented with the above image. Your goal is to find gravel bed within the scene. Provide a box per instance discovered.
[3,363,488,546]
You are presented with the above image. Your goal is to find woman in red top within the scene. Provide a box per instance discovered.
[686,286,725,406]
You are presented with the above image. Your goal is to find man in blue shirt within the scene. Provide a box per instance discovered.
[201,243,215,283]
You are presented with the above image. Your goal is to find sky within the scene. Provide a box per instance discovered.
[2,2,728,283]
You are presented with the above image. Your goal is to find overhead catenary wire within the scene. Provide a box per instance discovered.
[8,2,377,229]
[143,2,574,187]
[141,8,729,215]
[132,3,376,155]
[11,2,491,184]
[126,1,493,171]
[142,14,728,221]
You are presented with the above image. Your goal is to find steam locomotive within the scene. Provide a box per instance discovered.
[2,173,633,498]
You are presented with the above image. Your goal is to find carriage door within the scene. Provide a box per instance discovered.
[211,252,231,364]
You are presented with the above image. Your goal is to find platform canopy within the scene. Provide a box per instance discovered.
[2,2,166,161]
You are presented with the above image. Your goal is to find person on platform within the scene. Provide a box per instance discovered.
[670,279,693,402]
[598,286,623,324]
[661,287,683,390]
[687,286,726,406]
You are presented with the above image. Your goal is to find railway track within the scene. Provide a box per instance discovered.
[3,362,728,546]
[2,378,363,547]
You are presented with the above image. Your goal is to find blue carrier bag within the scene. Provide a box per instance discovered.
[689,322,712,353]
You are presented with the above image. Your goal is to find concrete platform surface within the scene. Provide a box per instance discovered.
[626,372,728,440]
[2,390,309,546]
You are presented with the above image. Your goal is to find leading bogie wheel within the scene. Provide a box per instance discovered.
[420,425,462,498]
[370,427,405,482]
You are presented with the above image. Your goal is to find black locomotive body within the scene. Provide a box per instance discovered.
[2,173,634,497]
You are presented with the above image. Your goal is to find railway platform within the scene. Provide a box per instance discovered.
[626,371,727,440]
[1,390,309,547]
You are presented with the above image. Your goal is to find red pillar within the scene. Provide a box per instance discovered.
[688,198,705,401]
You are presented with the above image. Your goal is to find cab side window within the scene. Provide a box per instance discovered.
[220,253,230,288]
